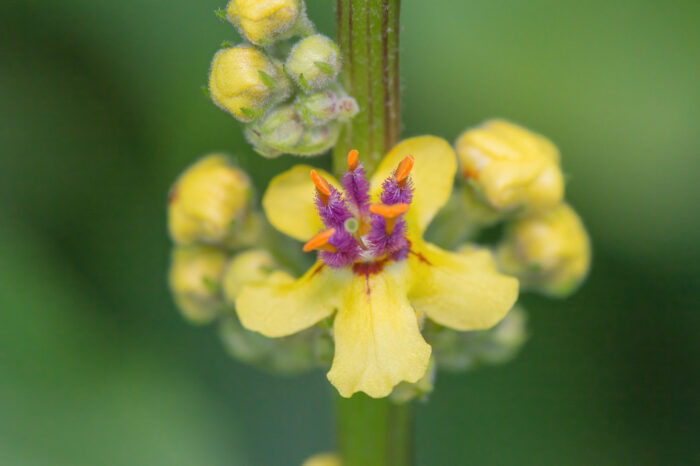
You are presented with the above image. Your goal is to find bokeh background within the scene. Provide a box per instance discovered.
[2,0,698,464]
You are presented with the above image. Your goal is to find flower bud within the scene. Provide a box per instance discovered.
[497,204,591,297]
[427,305,528,371]
[168,154,254,246]
[226,0,311,47]
[455,119,565,212]
[209,45,292,122]
[243,104,304,158]
[293,121,341,156]
[295,88,358,126]
[168,245,227,324]
[222,249,278,302]
[219,314,332,373]
[302,453,341,466]
[286,34,341,93]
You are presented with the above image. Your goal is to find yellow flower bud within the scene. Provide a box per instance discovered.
[226,0,309,47]
[222,249,278,302]
[302,453,341,466]
[168,154,254,246]
[455,119,565,212]
[209,45,292,122]
[497,204,591,297]
[286,34,341,93]
[169,245,228,324]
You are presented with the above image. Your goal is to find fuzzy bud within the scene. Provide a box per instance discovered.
[497,204,591,297]
[168,154,254,246]
[428,305,528,371]
[286,34,341,93]
[455,119,565,212]
[209,45,292,122]
[168,245,227,324]
[222,249,278,302]
[243,104,304,158]
[293,121,341,156]
[295,88,358,126]
[226,0,311,47]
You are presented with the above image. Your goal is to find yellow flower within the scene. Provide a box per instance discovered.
[455,119,565,212]
[235,137,519,398]
[169,245,227,324]
[497,203,591,297]
[226,0,307,47]
[209,45,291,122]
[168,154,254,246]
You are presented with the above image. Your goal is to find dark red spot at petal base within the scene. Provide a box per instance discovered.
[410,249,432,265]
[352,258,388,277]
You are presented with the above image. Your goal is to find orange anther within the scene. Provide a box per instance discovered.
[394,155,414,186]
[347,149,359,171]
[303,228,337,253]
[369,203,410,218]
[310,169,332,205]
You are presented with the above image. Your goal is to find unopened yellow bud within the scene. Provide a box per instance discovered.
[226,0,309,47]
[168,154,253,246]
[286,34,341,93]
[497,204,591,297]
[302,453,341,466]
[209,45,292,122]
[222,249,278,302]
[455,119,565,212]
[169,245,227,324]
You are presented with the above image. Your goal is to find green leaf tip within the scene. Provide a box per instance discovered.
[257,70,276,89]
[314,61,334,76]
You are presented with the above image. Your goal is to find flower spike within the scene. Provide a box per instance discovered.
[303,228,338,253]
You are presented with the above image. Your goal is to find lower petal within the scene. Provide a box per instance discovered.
[236,262,348,337]
[408,242,519,331]
[327,263,432,398]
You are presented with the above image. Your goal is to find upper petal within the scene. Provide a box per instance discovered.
[408,242,519,331]
[370,136,457,233]
[262,165,340,241]
[235,262,348,337]
[327,262,432,398]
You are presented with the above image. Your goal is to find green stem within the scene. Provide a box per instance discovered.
[333,2,411,464]
[337,393,414,466]
[333,0,401,176]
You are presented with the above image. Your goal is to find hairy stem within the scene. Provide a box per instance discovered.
[333,0,401,176]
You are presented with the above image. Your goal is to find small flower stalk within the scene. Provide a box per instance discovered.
[209,0,357,158]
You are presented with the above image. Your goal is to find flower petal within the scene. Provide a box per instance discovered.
[327,263,432,398]
[408,242,519,331]
[235,262,348,337]
[262,165,340,241]
[370,136,457,233]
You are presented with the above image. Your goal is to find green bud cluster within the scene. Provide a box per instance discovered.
[167,155,332,372]
[209,1,358,158]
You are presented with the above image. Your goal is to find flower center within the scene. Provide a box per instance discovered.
[303,150,415,272]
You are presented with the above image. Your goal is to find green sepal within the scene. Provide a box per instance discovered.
[314,61,334,76]
[258,70,277,90]
[214,9,227,21]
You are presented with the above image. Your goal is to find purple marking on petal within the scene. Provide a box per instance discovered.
[340,162,371,214]
[380,175,414,205]
[366,215,409,259]
[315,186,352,228]
[320,228,360,268]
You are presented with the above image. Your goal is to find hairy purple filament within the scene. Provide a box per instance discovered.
[314,164,414,269]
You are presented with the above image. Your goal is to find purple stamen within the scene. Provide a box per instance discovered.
[366,215,409,258]
[340,162,371,214]
[320,228,360,268]
[380,175,414,205]
[315,186,352,228]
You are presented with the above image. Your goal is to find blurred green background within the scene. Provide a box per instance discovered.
[1,0,698,464]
